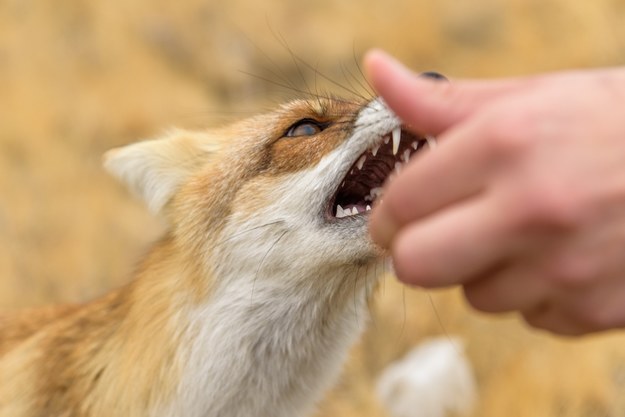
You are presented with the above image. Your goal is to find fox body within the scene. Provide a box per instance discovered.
[0,97,430,417]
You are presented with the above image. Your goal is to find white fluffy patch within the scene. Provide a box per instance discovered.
[376,337,477,417]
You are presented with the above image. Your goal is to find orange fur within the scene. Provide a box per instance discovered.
[0,237,195,416]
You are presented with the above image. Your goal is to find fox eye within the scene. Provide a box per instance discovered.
[284,119,326,138]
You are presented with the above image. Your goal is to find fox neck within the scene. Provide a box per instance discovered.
[167,265,377,417]
[109,233,381,417]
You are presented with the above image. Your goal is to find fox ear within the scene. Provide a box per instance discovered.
[103,129,220,214]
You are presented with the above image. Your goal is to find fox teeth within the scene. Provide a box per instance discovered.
[384,135,390,145]
[356,155,366,170]
[426,135,437,149]
[336,205,366,218]
[336,205,346,218]
[402,149,411,163]
[411,141,419,150]
[370,187,384,199]
[366,205,371,211]
[371,144,380,156]
[364,188,384,204]
[392,127,401,155]
[394,161,403,174]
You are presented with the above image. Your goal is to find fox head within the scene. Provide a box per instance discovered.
[104,97,431,290]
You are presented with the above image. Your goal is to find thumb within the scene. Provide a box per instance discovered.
[364,49,518,135]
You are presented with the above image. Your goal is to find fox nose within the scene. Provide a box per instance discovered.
[419,71,448,82]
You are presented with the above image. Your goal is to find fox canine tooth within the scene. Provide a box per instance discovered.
[392,127,401,155]
[356,155,366,170]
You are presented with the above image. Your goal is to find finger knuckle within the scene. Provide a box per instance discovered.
[508,184,589,233]
[521,310,553,332]
[521,310,543,329]
[569,305,613,332]
[521,310,586,336]
[544,254,598,289]
[483,111,535,159]
[463,284,495,313]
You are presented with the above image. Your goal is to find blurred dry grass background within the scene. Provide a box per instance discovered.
[1,0,625,416]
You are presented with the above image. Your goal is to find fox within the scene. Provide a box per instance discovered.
[0,95,435,417]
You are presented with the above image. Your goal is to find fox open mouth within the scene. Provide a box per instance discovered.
[330,128,435,219]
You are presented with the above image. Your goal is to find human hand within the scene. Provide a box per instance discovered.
[365,49,625,335]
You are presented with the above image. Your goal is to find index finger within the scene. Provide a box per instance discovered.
[364,49,524,135]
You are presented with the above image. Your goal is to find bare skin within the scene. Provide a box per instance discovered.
[365,49,625,336]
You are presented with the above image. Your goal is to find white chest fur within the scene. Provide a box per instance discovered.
[155,264,378,417]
